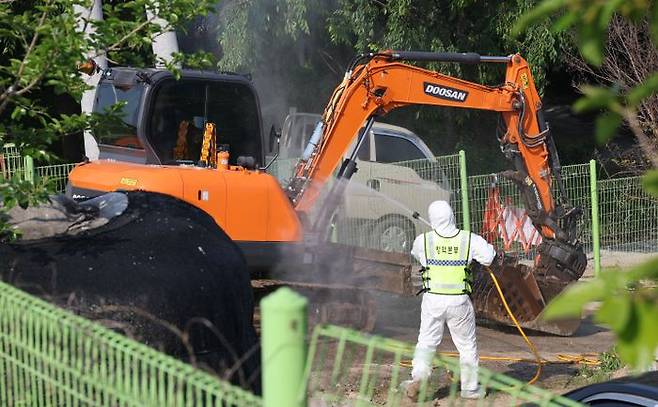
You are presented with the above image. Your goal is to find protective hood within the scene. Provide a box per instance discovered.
[428,200,459,236]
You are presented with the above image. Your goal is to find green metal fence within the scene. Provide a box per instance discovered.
[1,144,26,180]
[1,277,584,407]
[304,324,584,406]
[467,163,593,260]
[330,154,462,253]
[286,152,657,276]
[4,145,658,268]
[0,281,263,407]
[1,145,75,193]
[598,175,658,252]
[267,153,463,254]
[35,163,77,193]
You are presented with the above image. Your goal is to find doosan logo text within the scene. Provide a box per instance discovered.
[423,82,468,102]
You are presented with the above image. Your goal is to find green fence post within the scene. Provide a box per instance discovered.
[22,155,34,183]
[459,150,470,231]
[261,287,308,407]
[589,159,601,277]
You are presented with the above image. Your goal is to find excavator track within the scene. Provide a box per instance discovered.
[252,279,377,332]
[252,243,412,332]
[251,242,584,336]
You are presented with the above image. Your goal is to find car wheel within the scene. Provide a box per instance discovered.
[370,218,415,253]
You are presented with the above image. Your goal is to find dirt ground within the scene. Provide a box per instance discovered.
[305,250,657,405]
[306,264,617,405]
[366,295,615,400]
[305,304,624,405]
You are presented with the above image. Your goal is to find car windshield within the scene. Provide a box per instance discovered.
[93,83,144,149]
[375,135,426,163]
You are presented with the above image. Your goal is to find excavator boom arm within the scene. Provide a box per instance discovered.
[289,52,559,241]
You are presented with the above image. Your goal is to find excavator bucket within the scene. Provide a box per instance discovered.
[471,261,581,336]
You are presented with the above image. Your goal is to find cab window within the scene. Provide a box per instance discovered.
[375,134,426,163]
[94,83,144,149]
[147,79,262,165]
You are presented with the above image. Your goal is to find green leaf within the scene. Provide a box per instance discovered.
[10,107,26,120]
[626,254,658,281]
[599,0,625,29]
[595,112,622,143]
[543,279,606,320]
[642,171,658,199]
[626,73,658,106]
[573,86,616,112]
[635,301,658,369]
[580,36,604,66]
[595,293,630,332]
[616,300,658,369]
[512,0,567,35]
[551,13,577,32]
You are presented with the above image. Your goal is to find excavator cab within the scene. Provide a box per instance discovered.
[92,67,264,168]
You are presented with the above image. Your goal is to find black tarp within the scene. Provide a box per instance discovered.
[0,191,260,393]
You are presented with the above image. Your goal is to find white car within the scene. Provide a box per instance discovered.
[271,113,451,253]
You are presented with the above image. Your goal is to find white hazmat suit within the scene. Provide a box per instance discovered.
[409,200,495,398]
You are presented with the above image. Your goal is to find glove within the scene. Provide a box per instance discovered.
[494,249,506,267]
[488,250,506,274]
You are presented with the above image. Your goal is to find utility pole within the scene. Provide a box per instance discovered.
[74,0,107,161]
[74,1,181,160]
[146,4,180,68]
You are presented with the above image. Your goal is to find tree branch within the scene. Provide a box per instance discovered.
[0,2,50,115]
[624,108,658,168]
[91,15,158,60]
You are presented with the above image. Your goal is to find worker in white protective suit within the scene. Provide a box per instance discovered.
[404,200,496,400]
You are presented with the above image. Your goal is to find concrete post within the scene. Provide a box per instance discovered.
[589,159,601,276]
[261,288,308,407]
[459,150,470,231]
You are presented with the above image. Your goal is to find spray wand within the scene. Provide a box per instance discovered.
[411,211,432,229]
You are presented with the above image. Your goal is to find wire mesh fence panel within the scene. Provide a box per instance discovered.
[1,144,25,180]
[561,164,593,254]
[391,153,463,227]
[467,164,592,262]
[468,173,538,261]
[332,154,462,256]
[35,163,77,193]
[0,281,262,407]
[598,176,658,253]
[304,324,583,406]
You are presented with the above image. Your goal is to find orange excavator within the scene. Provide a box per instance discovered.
[67,51,587,334]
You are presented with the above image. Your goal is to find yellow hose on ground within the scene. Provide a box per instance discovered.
[400,268,600,385]
[486,267,543,384]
